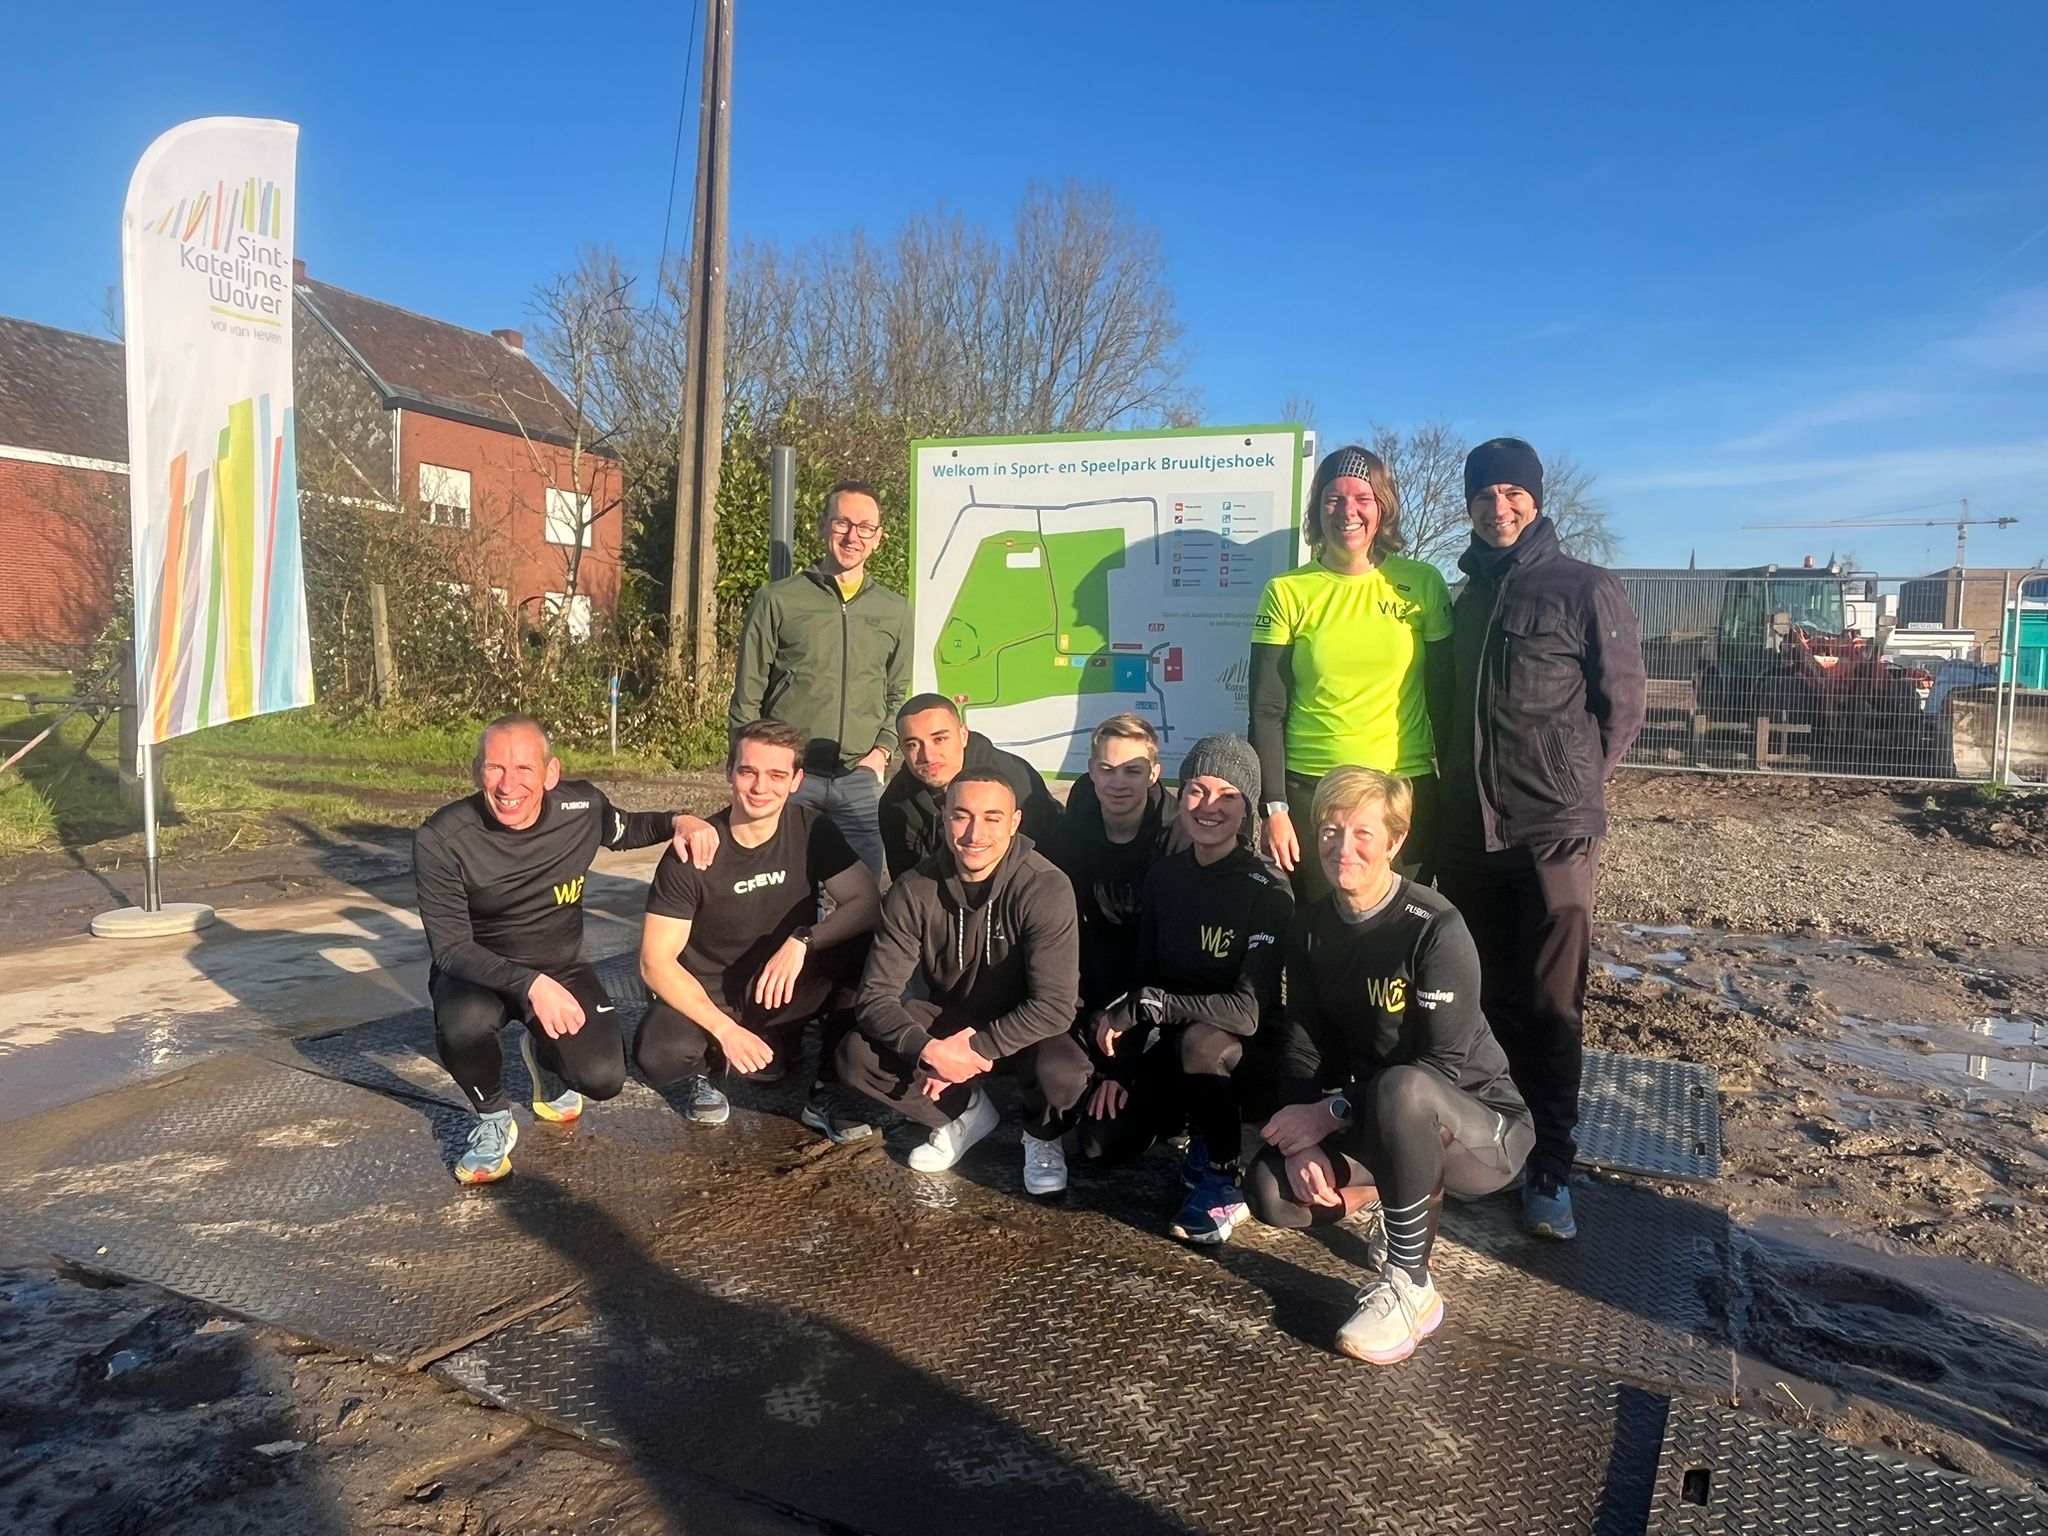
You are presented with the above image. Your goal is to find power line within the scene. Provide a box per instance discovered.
[656,0,706,284]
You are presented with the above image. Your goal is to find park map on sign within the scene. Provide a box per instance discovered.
[914,440,1298,775]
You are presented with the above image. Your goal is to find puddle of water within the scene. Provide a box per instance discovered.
[1922,1052,2048,1094]
[1801,1027,2046,1097]
[1966,1017,2047,1049]
[1603,963,1644,981]
[1622,923,1698,937]
[1647,949,1689,965]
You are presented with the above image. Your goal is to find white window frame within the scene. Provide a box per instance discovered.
[419,464,471,529]
[544,487,593,547]
[545,591,594,640]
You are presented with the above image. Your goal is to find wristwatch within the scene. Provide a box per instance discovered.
[1327,1092,1353,1123]
[790,925,815,949]
[1135,986,1165,1025]
[1263,801,1290,816]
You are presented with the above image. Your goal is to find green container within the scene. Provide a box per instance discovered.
[2002,606,2048,689]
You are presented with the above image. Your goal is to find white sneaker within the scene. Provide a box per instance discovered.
[1336,1265,1444,1366]
[907,1088,998,1172]
[1021,1131,1068,1195]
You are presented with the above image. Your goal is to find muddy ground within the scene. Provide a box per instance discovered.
[1,769,2045,1528]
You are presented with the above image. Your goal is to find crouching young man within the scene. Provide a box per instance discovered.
[838,769,1090,1190]
[1248,767,1533,1366]
[636,719,882,1140]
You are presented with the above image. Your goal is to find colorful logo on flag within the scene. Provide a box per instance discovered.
[150,178,287,251]
[137,393,305,740]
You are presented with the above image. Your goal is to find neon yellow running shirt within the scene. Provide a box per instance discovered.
[1250,555,1453,778]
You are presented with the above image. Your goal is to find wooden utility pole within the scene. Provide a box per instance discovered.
[666,0,735,697]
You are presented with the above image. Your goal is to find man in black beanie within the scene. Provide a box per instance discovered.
[1436,438,1644,1242]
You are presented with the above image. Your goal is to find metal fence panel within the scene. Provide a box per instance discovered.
[1612,569,2048,785]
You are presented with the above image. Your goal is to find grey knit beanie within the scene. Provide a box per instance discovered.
[1178,732,1262,845]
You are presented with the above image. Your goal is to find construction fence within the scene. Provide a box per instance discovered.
[1613,567,2048,787]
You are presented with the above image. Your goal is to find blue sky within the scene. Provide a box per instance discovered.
[6,1,2047,574]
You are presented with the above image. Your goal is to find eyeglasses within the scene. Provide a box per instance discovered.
[827,518,883,541]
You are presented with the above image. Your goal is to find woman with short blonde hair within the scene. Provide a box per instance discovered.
[1248,764,1533,1366]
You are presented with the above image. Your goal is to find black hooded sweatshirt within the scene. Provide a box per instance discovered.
[856,833,1080,1063]
[877,731,1063,879]
[1043,774,1186,1009]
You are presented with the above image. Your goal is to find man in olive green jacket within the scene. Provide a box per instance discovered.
[728,481,909,874]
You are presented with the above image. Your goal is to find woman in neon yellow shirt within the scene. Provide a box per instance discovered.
[1249,445,1453,898]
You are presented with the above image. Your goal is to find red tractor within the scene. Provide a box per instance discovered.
[1687,569,1939,770]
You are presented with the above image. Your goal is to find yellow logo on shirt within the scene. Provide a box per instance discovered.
[552,876,585,906]
[1362,975,1407,1011]
[1199,924,1235,957]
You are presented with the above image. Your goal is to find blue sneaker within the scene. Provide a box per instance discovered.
[1522,1173,1577,1240]
[1179,1136,1211,1189]
[1169,1171,1248,1245]
[456,1110,518,1185]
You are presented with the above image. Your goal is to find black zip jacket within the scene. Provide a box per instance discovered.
[877,731,1063,879]
[1043,775,1187,1009]
[413,781,676,998]
[1443,517,1646,849]
[729,564,909,775]
[856,834,1080,1063]
[1280,880,1528,1123]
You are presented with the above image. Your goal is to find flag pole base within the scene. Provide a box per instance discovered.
[90,902,216,939]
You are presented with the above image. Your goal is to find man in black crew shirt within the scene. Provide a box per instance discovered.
[1043,712,1185,1015]
[841,768,1088,1190]
[413,714,713,1184]
[877,694,1062,880]
[636,719,882,1140]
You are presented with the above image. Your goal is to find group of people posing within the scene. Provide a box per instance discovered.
[412,438,1647,1367]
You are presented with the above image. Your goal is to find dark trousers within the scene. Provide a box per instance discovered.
[432,962,628,1115]
[1434,826,1599,1180]
[1243,1064,1533,1272]
[633,936,870,1090]
[1077,1023,1246,1168]
[835,1001,1093,1140]
[1285,770,1440,900]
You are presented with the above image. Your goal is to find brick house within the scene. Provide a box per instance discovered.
[0,269,622,668]
[293,262,623,637]
[0,317,129,669]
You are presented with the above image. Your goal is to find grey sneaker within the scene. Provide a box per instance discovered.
[682,1074,730,1125]
[800,1093,875,1144]
[455,1110,518,1185]
[519,1031,584,1123]
[1350,1197,1389,1272]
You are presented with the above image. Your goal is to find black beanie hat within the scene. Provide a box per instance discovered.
[1178,732,1262,845]
[1463,437,1544,510]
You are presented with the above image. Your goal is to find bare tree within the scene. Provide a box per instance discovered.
[1539,449,1619,565]
[1370,420,1470,568]
[1361,422,1620,569]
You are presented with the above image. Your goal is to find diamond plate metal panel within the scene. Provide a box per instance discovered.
[946,1105,1735,1400]
[0,1050,797,1365]
[1580,1047,1723,1182]
[1647,1399,2048,1534]
[439,1190,1676,1536]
